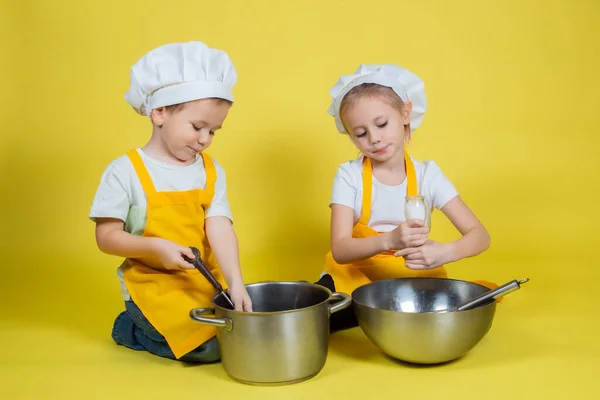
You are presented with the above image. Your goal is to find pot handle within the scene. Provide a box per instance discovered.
[189,308,233,331]
[328,292,352,315]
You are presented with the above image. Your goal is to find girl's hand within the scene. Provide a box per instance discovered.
[228,282,253,312]
[385,219,429,251]
[151,238,196,270]
[394,240,449,270]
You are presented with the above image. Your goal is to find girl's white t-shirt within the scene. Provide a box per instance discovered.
[89,148,232,300]
[330,155,459,232]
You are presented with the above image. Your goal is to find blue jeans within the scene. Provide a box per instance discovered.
[111,300,220,363]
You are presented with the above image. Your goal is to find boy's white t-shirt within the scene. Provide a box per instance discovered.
[331,155,459,232]
[89,148,233,301]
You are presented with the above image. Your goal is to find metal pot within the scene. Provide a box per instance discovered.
[352,277,498,364]
[190,281,351,385]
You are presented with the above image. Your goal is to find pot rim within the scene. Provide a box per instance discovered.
[212,280,336,316]
[351,277,497,315]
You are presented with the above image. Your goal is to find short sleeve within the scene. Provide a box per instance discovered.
[89,164,131,222]
[424,161,459,210]
[205,160,233,221]
[331,163,358,209]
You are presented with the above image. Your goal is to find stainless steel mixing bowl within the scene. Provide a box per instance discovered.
[352,277,497,364]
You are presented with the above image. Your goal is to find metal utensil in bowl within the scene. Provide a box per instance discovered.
[352,277,522,364]
[190,281,352,385]
[450,278,529,312]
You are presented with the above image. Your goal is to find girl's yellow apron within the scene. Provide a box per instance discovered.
[324,152,497,296]
[122,149,226,359]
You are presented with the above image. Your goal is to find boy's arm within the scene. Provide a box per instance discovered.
[204,216,245,287]
[96,218,154,258]
[205,216,252,311]
[95,218,195,270]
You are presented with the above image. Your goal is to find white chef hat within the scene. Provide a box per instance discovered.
[327,64,426,134]
[124,41,237,116]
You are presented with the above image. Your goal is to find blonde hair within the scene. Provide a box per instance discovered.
[164,97,233,114]
[339,83,405,130]
[339,83,412,144]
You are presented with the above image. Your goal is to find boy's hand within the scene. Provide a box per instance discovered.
[151,238,196,270]
[394,240,449,270]
[228,282,253,312]
[386,219,429,251]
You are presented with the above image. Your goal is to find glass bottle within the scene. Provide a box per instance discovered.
[404,195,430,228]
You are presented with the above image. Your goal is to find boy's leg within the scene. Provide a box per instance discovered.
[111,309,146,351]
[314,274,358,333]
[111,300,178,359]
[112,300,220,363]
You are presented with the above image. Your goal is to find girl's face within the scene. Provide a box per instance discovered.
[341,95,412,163]
[151,99,230,163]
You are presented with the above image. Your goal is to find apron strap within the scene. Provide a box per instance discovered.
[404,152,418,197]
[127,149,157,195]
[126,149,217,200]
[200,153,217,194]
[358,151,418,225]
[358,157,373,225]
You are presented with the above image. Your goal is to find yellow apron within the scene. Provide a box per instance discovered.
[122,149,226,359]
[324,152,498,296]
[324,152,447,295]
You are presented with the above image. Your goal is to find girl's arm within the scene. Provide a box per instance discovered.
[441,196,490,262]
[395,196,490,268]
[330,204,429,264]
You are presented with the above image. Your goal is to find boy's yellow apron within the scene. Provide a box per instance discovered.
[324,152,497,296]
[122,149,225,359]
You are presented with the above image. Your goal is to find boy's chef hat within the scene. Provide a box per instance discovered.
[328,64,426,134]
[125,41,237,116]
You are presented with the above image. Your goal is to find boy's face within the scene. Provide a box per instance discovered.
[341,96,412,163]
[151,99,230,163]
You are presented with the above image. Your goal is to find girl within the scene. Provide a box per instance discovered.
[315,64,495,331]
[89,41,252,362]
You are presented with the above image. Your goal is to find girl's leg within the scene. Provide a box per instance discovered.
[314,274,359,333]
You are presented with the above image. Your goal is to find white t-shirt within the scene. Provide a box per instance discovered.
[331,155,459,233]
[89,148,233,300]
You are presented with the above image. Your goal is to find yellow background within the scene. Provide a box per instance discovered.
[1,0,599,398]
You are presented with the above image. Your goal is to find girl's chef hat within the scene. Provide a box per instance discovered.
[328,64,426,134]
[125,41,237,116]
